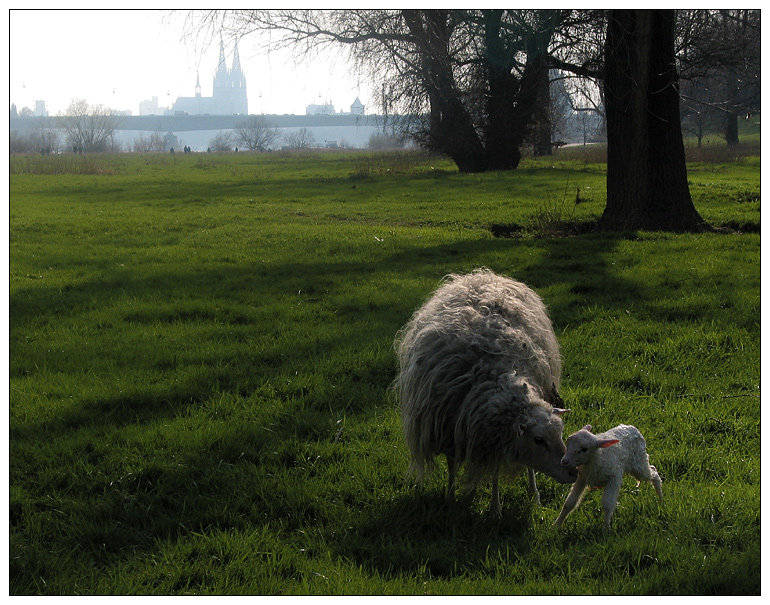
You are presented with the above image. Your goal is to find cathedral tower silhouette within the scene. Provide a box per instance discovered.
[172,40,248,115]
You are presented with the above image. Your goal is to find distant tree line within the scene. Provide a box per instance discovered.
[10,99,124,154]
[9,112,401,154]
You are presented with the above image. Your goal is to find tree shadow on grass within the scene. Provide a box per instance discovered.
[334,486,536,578]
[377,229,648,330]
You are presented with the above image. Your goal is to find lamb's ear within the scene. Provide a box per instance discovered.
[582,424,593,432]
[553,408,571,416]
[598,439,620,449]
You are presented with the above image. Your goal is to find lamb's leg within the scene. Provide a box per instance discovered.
[632,463,664,502]
[601,477,622,529]
[446,454,457,503]
[527,467,541,505]
[554,475,587,528]
[489,473,502,518]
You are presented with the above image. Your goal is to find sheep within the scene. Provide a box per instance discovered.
[554,424,663,529]
[395,268,577,516]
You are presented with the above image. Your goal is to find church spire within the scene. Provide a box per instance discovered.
[216,39,228,75]
[232,40,242,74]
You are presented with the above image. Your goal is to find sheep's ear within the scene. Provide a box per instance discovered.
[582,424,593,432]
[514,423,527,438]
[549,383,565,406]
[553,407,571,416]
[598,439,620,449]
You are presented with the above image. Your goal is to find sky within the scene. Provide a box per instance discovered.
[9,9,372,117]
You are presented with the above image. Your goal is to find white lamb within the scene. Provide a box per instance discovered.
[554,424,663,529]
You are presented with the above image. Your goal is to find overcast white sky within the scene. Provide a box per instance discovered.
[9,9,371,117]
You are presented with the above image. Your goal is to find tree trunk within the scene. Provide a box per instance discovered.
[404,10,488,173]
[483,10,522,171]
[432,98,489,173]
[531,59,554,157]
[510,51,550,160]
[530,46,554,158]
[600,10,708,232]
[724,111,740,146]
[506,14,558,164]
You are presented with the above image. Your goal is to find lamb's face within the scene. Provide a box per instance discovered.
[561,429,598,468]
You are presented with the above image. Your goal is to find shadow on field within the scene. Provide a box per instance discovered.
[334,487,536,577]
[380,230,646,329]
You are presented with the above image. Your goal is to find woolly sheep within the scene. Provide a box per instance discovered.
[395,269,577,516]
[554,424,663,529]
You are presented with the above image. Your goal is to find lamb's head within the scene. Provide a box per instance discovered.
[508,396,577,484]
[561,425,620,469]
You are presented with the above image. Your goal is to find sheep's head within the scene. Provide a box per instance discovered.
[561,425,619,469]
[510,404,577,484]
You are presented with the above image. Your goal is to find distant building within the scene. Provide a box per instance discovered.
[163,131,179,152]
[33,100,48,117]
[306,97,366,116]
[306,103,336,116]
[350,97,364,115]
[139,96,164,116]
[171,40,248,116]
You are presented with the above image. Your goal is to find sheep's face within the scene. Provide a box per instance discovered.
[512,407,577,484]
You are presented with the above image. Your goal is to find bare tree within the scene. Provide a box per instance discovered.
[57,99,122,152]
[26,120,60,154]
[283,127,316,149]
[10,131,32,154]
[367,132,408,149]
[183,9,589,172]
[677,9,760,146]
[132,131,166,153]
[209,130,234,152]
[235,115,280,151]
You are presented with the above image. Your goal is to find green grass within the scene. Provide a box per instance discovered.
[9,148,760,595]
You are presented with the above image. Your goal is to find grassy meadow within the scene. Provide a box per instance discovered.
[8,145,760,594]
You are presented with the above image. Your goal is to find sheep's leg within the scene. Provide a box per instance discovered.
[527,468,541,505]
[489,473,502,518]
[554,475,587,528]
[601,477,622,530]
[446,454,457,503]
[649,465,663,501]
